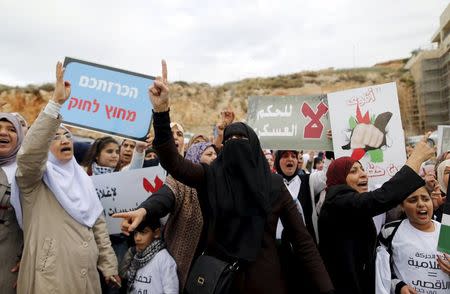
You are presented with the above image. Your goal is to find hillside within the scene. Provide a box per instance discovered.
[0,58,417,139]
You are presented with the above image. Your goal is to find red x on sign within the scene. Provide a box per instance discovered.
[301,102,328,138]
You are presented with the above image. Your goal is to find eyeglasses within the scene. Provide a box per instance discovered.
[52,133,72,141]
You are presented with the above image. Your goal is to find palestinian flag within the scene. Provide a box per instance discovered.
[437,185,450,254]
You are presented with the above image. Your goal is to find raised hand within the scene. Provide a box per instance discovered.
[148,60,169,112]
[135,134,153,153]
[431,184,446,209]
[220,107,235,126]
[52,62,71,105]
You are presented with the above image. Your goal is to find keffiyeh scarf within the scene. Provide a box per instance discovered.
[127,239,165,291]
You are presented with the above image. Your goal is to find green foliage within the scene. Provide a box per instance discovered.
[173,81,189,87]
[22,84,40,95]
[399,76,415,87]
[0,84,12,93]
[304,71,318,78]
[236,74,304,90]
[39,83,55,92]
[337,73,366,83]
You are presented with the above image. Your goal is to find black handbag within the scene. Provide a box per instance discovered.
[185,253,239,294]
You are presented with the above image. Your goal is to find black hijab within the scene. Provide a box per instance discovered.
[274,150,299,181]
[205,122,272,261]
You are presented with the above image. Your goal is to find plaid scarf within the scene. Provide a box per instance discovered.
[127,239,165,291]
[91,162,115,175]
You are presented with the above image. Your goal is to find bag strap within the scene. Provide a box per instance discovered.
[378,219,403,255]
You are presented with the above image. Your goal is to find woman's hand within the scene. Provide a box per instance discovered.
[52,62,71,105]
[105,275,122,288]
[431,184,446,210]
[135,134,153,153]
[11,261,20,289]
[400,284,417,294]
[437,253,450,275]
[112,208,147,236]
[148,60,169,112]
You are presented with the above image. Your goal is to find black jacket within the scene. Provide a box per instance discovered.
[318,166,424,294]
[297,174,316,243]
[151,110,335,294]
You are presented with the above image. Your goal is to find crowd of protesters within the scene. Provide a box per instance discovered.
[0,60,449,294]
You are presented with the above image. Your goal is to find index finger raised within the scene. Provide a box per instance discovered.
[162,59,168,83]
[112,212,131,219]
[56,61,63,80]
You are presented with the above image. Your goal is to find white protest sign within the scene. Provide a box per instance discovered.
[437,125,450,156]
[91,165,166,234]
[328,82,406,189]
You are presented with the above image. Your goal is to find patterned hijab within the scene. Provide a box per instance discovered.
[164,142,212,289]
[184,142,213,164]
[163,142,212,288]
[0,113,24,166]
[186,134,209,150]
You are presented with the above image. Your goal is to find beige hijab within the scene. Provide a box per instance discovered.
[436,159,450,193]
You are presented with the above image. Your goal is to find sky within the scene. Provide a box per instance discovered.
[0,0,448,86]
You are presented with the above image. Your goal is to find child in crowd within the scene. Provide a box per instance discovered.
[312,157,324,173]
[375,186,450,294]
[120,216,178,294]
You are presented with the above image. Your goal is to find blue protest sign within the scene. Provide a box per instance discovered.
[61,57,154,141]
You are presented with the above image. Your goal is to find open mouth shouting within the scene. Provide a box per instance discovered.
[60,146,72,153]
[122,152,132,160]
[0,121,18,157]
[357,180,368,189]
[355,180,368,192]
[284,162,296,174]
[416,209,430,220]
[0,137,14,156]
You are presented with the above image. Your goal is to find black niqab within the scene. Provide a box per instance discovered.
[205,122,272,261]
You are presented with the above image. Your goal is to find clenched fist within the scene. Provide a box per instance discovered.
[349,124,383,149]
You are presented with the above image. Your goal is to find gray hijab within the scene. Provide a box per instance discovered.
[0,113,24,166]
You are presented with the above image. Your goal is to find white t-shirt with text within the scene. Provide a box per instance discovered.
[130,249,179,294]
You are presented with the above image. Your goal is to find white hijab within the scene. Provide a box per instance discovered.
[12,134,103,229]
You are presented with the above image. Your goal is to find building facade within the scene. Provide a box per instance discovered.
[405,4,450,132]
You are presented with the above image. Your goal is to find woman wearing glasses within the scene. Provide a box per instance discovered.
[11,62,119,294]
